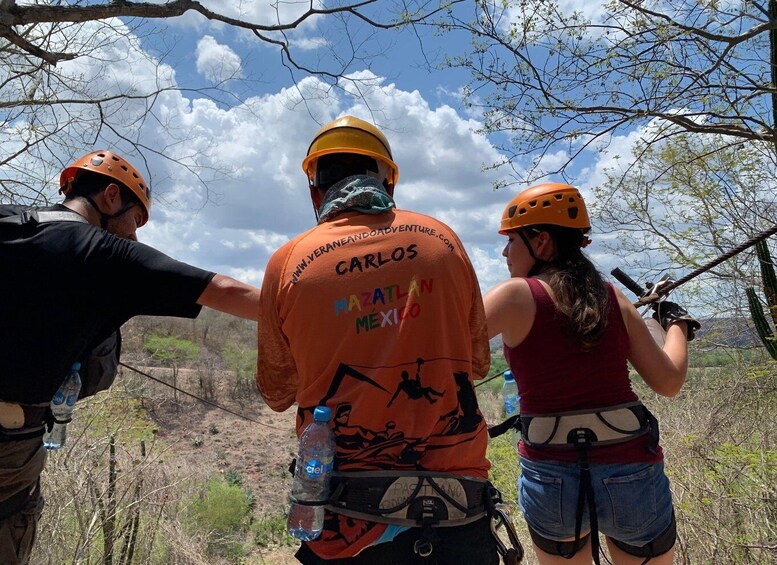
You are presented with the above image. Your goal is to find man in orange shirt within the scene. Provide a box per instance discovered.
[257,117,506,563]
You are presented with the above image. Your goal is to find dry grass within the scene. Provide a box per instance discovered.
[30,355,776,564]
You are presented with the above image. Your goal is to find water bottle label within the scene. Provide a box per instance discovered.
[52,391,65,406]
[304,458,332,479]
[504,396,519,416]
[65,393,78,407]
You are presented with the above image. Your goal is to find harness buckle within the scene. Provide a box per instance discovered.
[325,472,489,527]
[413,538,434,558]
[19,210,38,225]
[568,427,597,446]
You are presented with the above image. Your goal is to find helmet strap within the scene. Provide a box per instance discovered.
[84,195,136,230]
[518,229,548,277]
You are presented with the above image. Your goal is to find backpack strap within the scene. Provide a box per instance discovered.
[0,209,89,226]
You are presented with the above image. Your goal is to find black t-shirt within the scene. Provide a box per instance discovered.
[0,204,216,403]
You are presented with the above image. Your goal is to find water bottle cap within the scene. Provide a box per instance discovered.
[313,406,331,422]
[503,370,514,382]
[71,362,81,371]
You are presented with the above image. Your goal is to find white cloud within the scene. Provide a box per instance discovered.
[195,36,243,83]
[2,15,636,295]
[131,68,523,287]
[557,0,609,23]
[470,244,509,293]
[291,37,329,51]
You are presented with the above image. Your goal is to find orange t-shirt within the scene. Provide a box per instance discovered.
[257,208,491,559]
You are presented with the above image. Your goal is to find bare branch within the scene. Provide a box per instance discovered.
[444,0,777,184]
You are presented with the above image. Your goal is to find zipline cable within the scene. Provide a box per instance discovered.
[119,361,289,431]
[613,223,777,297]
[482,225,777,387]
[123,226,777,417]
[123,357,502,418]
[474,367,509,389]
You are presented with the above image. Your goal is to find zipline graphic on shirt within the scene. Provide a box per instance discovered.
[438,370,483,436]
[298,358,484,471]
[386,358,444,407]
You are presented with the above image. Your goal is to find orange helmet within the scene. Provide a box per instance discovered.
[60,150,151,226]
[302,116,399,188]
[499,183,590,235]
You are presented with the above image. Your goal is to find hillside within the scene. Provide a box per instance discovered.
[32,308,777,565]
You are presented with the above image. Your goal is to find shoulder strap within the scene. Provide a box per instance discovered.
[0,210,89,226]
[524,277,558,318]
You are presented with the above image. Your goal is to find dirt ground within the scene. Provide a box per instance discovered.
[125,367,513,564]
[150,393,297,515]
[127,366,301,562]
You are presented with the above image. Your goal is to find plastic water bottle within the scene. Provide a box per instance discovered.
[44,362,82,450]
[501,370,520,417]
[501,370,521,448]
[287,406,335,541]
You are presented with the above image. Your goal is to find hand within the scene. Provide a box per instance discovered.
[636,277,674,306]
[652,301,701,341]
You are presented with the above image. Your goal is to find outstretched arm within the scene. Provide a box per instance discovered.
[197,274,261,321]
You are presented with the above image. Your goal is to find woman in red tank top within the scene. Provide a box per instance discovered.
[483,183,699,565]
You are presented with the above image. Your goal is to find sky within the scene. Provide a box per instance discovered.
[2,1,650,297]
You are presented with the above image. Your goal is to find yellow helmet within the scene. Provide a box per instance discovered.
[60,150,151,226]
[302,116,399,188]
[499,183,590,235]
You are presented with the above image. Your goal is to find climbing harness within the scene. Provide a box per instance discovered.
[610,511,677,564]
[0,401,48,520]
[489,402,660,564]
[488,402,657,450]
[288,464,524,562]
[0,403,49,443]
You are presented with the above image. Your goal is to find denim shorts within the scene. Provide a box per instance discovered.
[518,458,674,546]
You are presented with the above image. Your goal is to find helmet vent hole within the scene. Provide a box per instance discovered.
[542,200,551,207]
[507,205,518,218]
[528,200,537,207]
[569,197,576,203]
[121,165,128,172]
[518,207,527,215]
[554,194,563,200]
[568,207,578,219]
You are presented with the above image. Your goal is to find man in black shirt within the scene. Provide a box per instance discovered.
[0,150,260,564]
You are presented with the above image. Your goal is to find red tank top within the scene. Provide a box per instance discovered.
[504,278,662,464]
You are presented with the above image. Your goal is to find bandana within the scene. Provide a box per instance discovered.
[317,175,395,223]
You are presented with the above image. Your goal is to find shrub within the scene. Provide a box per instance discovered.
[223,343,258,398]
[187,475,253,556]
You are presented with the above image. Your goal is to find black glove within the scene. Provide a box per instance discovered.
[652,301,701,341]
